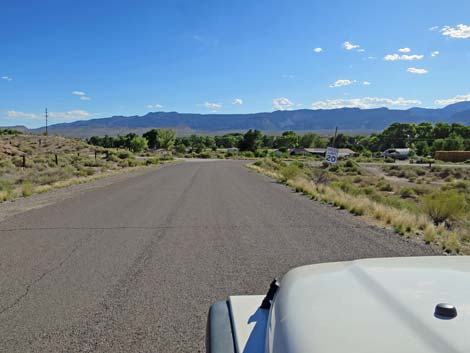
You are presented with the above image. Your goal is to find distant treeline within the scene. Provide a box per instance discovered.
[86,122,470,156]
[0,129,23,135]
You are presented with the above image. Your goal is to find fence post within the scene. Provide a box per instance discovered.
[55,154,58,165]
[22,155,26,168]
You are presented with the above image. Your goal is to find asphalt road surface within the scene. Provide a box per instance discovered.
[0,161,437,353]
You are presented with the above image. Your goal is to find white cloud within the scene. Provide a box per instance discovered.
[357,48,365,52]
[367,56,377,60]
[203,102,222,110]
[398,47,411,53]
[429,26,439,31]
[363,81,371,85]
[1,76,13,81]
[313,47,323,53]
[440,24,470,39]
[6,111,39,119]
[232,98,243,105]
[282,74,295,79]
[384,53,424,61]
[272,97,295,111]
[431,51,439,57]
[435,93,470,105]
[72,90,91,101]
[311,97,422,110]
[6,110,90,120]
[329,79,356,88]
[147,104,163,109]
[343,41,360,50]
[49,110,90,119]
[407,67,428,74]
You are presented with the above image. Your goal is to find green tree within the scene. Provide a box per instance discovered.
[433,122,451,139]
[432,138,446,152]
[157,129,176,150]
[143,129,159,149]
[299,132,322,148]
[143,129,176,150]
[444,133,465,151]
[239,129,262,152]
[275,131,299,149]
[129,136,148,153]
[416,122,434,139]
[415,141,430,156]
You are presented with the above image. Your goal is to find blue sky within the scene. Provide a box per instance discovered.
[1,0,469,128]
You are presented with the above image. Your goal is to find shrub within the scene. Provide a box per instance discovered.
[384,157,395,163]
[78,167,95,177]
[331,180,361,196]
[0,180,13,201]
[377,180,393,192]
[423,189,467,225]
[21,181,34,197]
[393,224,406,235]
[400,187,415,199]
[198,151,212,159]
[329,164,339,172]
[423,224,436,244]
[279,163,303,181]
[118,151,134,159]
[442,232,460,253]
[145,158,159,165]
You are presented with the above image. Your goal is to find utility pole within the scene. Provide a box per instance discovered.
[45,108,48,136]
[333,126,338,148]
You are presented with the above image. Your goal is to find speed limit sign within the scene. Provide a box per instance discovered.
[325,147,339,164]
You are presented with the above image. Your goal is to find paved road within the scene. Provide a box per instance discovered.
[0,161,437,353]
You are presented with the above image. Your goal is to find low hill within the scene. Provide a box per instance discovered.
[31,102,470,137]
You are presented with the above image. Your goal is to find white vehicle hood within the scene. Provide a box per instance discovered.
[229,256,470,353]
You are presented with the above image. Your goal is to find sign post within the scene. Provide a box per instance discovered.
[325,147,339,165]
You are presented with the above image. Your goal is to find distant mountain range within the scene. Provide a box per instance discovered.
[6,101,470,137]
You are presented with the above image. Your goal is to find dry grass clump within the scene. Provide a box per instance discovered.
[21,181,34,197]
[423,224,437,244]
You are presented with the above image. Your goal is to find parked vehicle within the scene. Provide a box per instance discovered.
[207,257,467,353]
[382,148,411,160]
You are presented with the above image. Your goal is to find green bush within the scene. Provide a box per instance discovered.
[280,163,303,181]
[198,151,212,159]
[399,187,415,199]
[423,189,467,225]
[145,158,159,165]
[118,151,134,159]
[0,179,12,192]
[377,180,393,192]
[21,181,34,197]
[331,180,361,196]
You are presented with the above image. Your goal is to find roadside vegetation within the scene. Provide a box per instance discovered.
[248,158,470,254]
[0,130,172,202]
